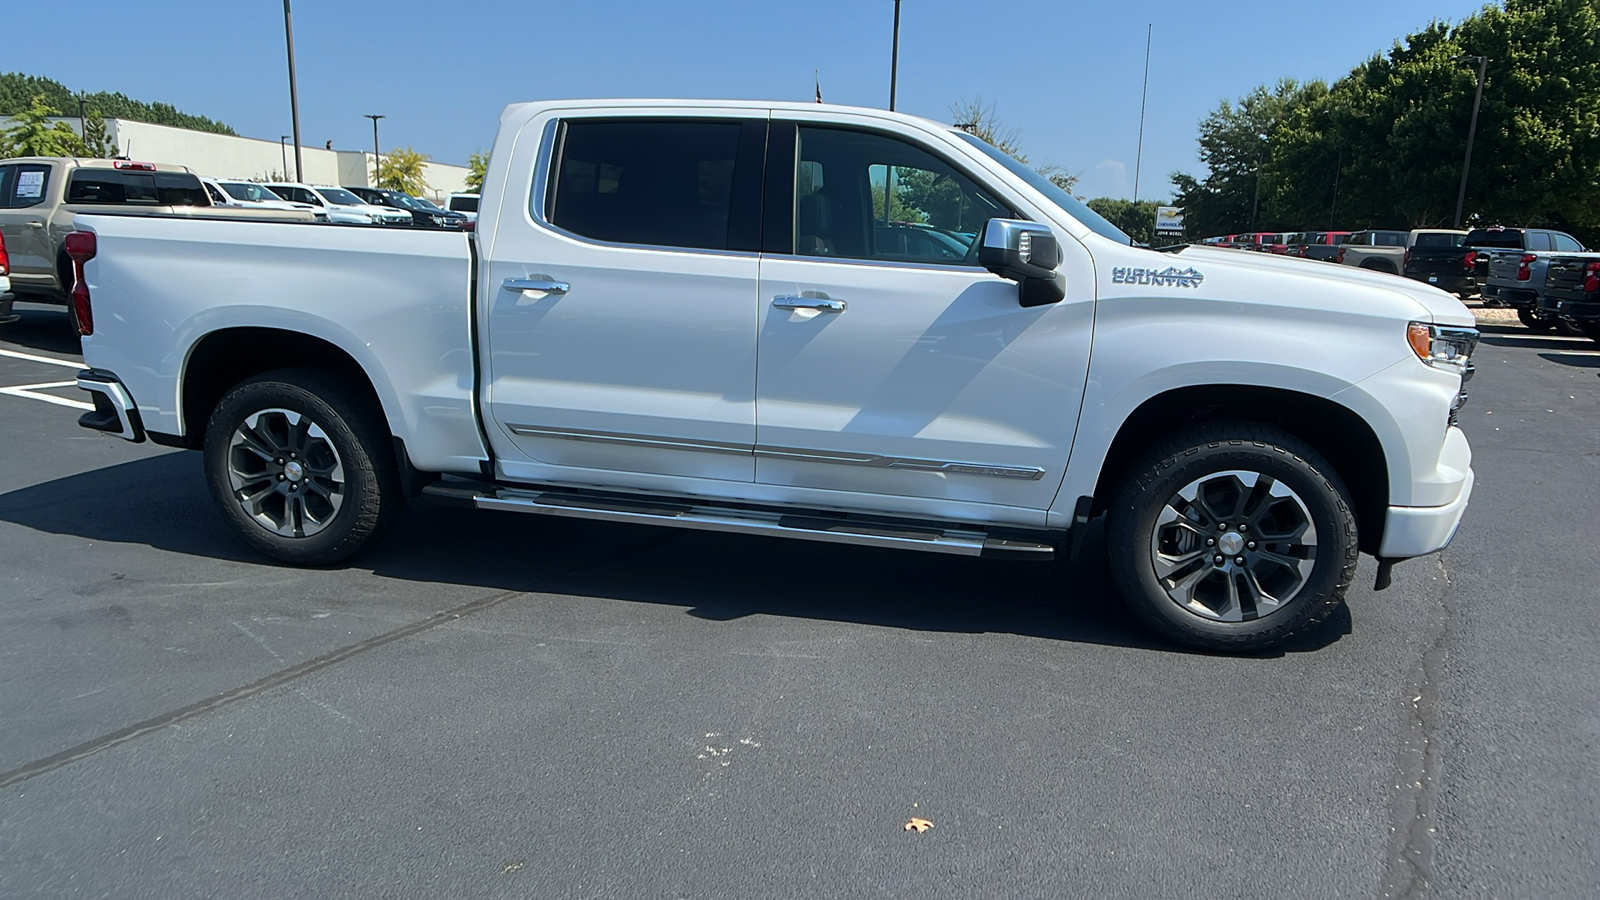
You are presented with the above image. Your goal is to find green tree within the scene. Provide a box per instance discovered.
[1175,0,1600,242]
[1086,198,1164,245]
[0,95,87,157]
[465,149,488,193]
[0,72,233,134]
[81,108,115,158]
[375,146,431,195]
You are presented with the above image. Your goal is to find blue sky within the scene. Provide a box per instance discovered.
[10,0,1488,199]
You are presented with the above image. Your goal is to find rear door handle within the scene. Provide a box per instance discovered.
[772,295,845,313]
[503,277,569,294]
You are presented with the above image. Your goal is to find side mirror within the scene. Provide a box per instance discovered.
[978,218,1066,307]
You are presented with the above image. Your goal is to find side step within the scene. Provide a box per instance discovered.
[422,481,1055,560]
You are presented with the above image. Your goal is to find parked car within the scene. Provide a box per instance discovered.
[262,183,410,225]
[1468,226,1589,330]
[1288,231,1350,262]
[1540,254,1600,341]
[446,192,479,224]
[0,229,14,325]
[68,99,1477,654]
[1261,233,1292,254]
[1336,230,1411,272]
[1401,230,1477,300]
[0,158,312,332]
[343,186,468,229]
[212,180,329,221]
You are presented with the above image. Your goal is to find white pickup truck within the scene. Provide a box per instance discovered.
[67,100,1478,652]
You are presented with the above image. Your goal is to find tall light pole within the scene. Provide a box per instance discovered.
[1132,23,1151,203]
[364,114,386,188]
[280,135,290,178]
[282,0,304,182]
[1452,55,1488,229]
[888,0,902,111]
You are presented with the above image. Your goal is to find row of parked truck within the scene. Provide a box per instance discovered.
[1200,227,1600,339]
[0,155,481,329]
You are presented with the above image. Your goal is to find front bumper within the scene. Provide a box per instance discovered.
[1378,424,1474,559]
[76,369,145,442]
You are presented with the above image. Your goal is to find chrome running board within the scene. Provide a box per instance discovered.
[423,482,1055,559]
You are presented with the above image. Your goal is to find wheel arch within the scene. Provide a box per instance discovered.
[1086,385,1390,555]
[177,327,393,453]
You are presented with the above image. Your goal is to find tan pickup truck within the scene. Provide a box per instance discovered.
[0,157,313,332]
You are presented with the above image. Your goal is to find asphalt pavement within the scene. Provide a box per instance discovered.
[0,299,1594,898]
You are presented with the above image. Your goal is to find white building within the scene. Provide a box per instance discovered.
[3,116,471,201]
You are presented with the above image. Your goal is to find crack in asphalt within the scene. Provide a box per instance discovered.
[1379,554,1454,899]
[0,534,680,790]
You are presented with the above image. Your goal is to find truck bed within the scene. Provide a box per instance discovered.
[75,213,487,473]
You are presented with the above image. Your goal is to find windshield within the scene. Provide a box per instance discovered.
[221,182,281,203]
[316,187,366,206]
[954,131,1131,245]
[382,191,423,209]
[411,195,445,211]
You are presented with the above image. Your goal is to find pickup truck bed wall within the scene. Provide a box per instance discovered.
[78,215,485,473]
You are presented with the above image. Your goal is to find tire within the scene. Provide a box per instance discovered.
[1518,308,1556,331]
[1577,322,1600,343]
[1105,422,1359,653]
[1553,317,1584,337]
[203,368,403,565]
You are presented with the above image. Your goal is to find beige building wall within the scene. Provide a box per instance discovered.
[4,117,470,200]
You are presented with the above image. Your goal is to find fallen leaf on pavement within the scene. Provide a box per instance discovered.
[904,817,933,833]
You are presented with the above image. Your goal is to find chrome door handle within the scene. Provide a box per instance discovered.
[503,277,569,294]
[25,221,45,228]
[772,295,846,313]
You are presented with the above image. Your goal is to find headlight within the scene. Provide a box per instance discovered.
[1407,322,1477,372]
[369,213,384,224]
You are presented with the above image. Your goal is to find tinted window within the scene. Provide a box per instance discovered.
[1376,231,1408,246]
[1553,232,1584,252]
[270,186,319,205]
[794,126,1010,263]
[1347,232,1367,246]
[448,195,478,213]
[1412,232,1464,248]
[66,170,206,206]
[547,119,761,251]
[1527,231,1553,251]
[7,164,50,208]
[1329,233,1349,245]
[204,182,228,204]
[1465,228,1523,249]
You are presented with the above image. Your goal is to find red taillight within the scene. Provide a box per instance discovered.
[1584,261,1600,294]
[0,230,8,275]
[64,231,97,336]
[1517,253,1536,281]
[1463,250,1478,272]
[1403,249,1411,270]
[112,160,156,171]
[1336,246,1346,263]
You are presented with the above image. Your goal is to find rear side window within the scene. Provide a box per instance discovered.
[1527,231,1553,251]
[545,118,764,252]
[1376,232,1408,247]
[4,163,51,208]
[448,195,479,213]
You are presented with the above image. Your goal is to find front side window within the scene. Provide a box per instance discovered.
[794,126,1009,264]
[1553,232,1584,252]
[545,118,760,251]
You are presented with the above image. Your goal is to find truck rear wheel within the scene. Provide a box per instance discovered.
[1517,308,1555,331]
[202,368,403,566]
[1105,423,1359,653]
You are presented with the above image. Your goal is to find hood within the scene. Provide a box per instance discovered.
[1176,245,1476,327]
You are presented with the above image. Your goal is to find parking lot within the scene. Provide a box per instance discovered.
[0,298,1595,898]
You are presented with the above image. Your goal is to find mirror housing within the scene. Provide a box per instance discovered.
[978,218,1066,307]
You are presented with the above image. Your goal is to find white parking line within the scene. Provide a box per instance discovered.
[0,381,95,411]
[0,348,84,369]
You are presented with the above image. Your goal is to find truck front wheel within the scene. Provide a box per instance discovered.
[1105,423,1359,653]
[202,368,403,566]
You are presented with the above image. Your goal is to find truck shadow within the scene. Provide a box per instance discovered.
[0,303,82,358]
[0,451,1348,656]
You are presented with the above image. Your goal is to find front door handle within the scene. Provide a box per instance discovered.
[25,221,45,228]
[772,295,846,313]
[503,277,569,294]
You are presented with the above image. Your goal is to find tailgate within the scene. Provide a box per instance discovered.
[1544,255,1597,304]
[1405,249,1468,277]
[1485,251,1524,284]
